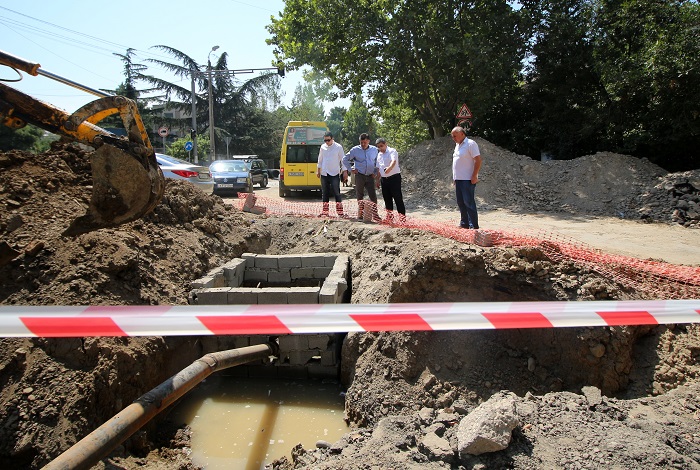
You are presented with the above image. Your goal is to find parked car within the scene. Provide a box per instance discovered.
[155,153,214,194]
[227,156,269,188]
[209,160,254,194]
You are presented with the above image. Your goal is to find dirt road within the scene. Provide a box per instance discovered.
[235,179,700,266]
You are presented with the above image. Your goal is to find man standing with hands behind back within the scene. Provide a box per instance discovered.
[451,126,482,229]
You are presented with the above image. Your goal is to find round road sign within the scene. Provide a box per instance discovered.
[158,126,169,137]
[184,141,193,151]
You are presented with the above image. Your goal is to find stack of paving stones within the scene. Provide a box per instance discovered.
[188,252,350,379]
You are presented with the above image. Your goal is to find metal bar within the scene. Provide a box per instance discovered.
[36,69,111,99]
[43,343,276,470]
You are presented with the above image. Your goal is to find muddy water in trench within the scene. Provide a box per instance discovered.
[171,376,348,469]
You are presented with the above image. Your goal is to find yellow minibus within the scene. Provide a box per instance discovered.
[279,121,329,197]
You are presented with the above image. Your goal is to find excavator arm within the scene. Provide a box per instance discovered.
[0,50,164,236]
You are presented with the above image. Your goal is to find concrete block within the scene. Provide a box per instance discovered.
[248,335,270,346]
[268,270,292,284]
[195,287,231,305]
[321,349,337,366]
[291,267,316,280]
[223,259,247,287]
[258,288,289,304]
[245,205,266,215]
[218,335,250,349]
[242,253,256,266]
[279,335,309,351]
[245,268,268,282]
[308,334,331,350]
[207,266,225,279]
[301,254,327,267]
[191,275,217,289]
[255,256,279,269]
[475,230,494,247]
[278,256,303,268]
[319,290,338,304]
[313,267,333,279]
[197,336,220,354]
[288,350,320,366]
[212,273,227,288]
[227,288,258,304]
[306,364,340,380]
[287,287,320,304]
[324,255,339,267]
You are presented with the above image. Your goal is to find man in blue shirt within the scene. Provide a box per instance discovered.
[343,133,380,221]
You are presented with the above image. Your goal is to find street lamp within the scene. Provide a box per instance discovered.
[207,45,219,163]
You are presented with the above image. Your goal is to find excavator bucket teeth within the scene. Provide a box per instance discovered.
[63,145,164,236]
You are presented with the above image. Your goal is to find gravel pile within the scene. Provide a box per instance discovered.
[400,136,699,227]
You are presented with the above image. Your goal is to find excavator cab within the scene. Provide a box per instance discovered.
[0,50,164,236]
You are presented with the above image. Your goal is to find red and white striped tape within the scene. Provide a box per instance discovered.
[0,300,698,337]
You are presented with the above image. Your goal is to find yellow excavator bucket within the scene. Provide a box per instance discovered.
[0,50,164,235]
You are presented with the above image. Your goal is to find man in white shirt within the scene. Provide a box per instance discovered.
[375,138,405,222]
[451,126,482,229]
[316,131,347,217]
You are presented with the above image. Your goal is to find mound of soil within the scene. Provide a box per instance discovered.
[0,141,699,469]
[401,136,700,227]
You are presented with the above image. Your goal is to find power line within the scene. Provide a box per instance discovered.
[226,0,278,13]
[0,7,182,63]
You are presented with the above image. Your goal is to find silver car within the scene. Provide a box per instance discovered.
[155,153,214,194]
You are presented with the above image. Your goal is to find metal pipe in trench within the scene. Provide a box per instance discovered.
[43,343,277,470]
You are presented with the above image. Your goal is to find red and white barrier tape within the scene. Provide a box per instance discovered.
[0,300,698,337]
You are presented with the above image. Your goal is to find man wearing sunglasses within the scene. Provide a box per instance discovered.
[316,131,347,217]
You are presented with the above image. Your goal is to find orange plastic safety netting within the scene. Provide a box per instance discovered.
[236,194,700,300]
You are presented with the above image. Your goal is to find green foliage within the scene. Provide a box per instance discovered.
[289,82,325,122]
[166,133,210,163]
[592,0,700,170]
[376,97,431,154]
[518,0,606,159]
[326,106,347,147]
[0,124,45,152]
[268,0,529,137]
[343,96,378,144]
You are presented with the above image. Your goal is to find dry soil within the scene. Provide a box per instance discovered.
[0,139,699,470]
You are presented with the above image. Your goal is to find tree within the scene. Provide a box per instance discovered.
[0,124,44,152]
[139,46,281,161]
[167,133,210,162]
[593,0,700,170]
[343,96,378,144]
[326,106,347,146]
[375,95,431,154]
[288,82,325,122]
[520,0,606,159]
[267,0,529,138]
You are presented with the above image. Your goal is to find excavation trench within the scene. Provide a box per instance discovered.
[145,251,642,468]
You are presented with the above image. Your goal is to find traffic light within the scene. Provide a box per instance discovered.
[277,66,285,77]
[191,129,197,139]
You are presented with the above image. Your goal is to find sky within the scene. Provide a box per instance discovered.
[0,0,330,115]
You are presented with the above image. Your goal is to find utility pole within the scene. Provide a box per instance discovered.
[190,72,198,163]
[207,45,219,163]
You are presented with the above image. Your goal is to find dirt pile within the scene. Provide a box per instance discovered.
[0,141,699,469]
[400,136,700,227]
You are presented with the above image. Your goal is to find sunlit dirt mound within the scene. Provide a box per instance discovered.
[401,136,699,227]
